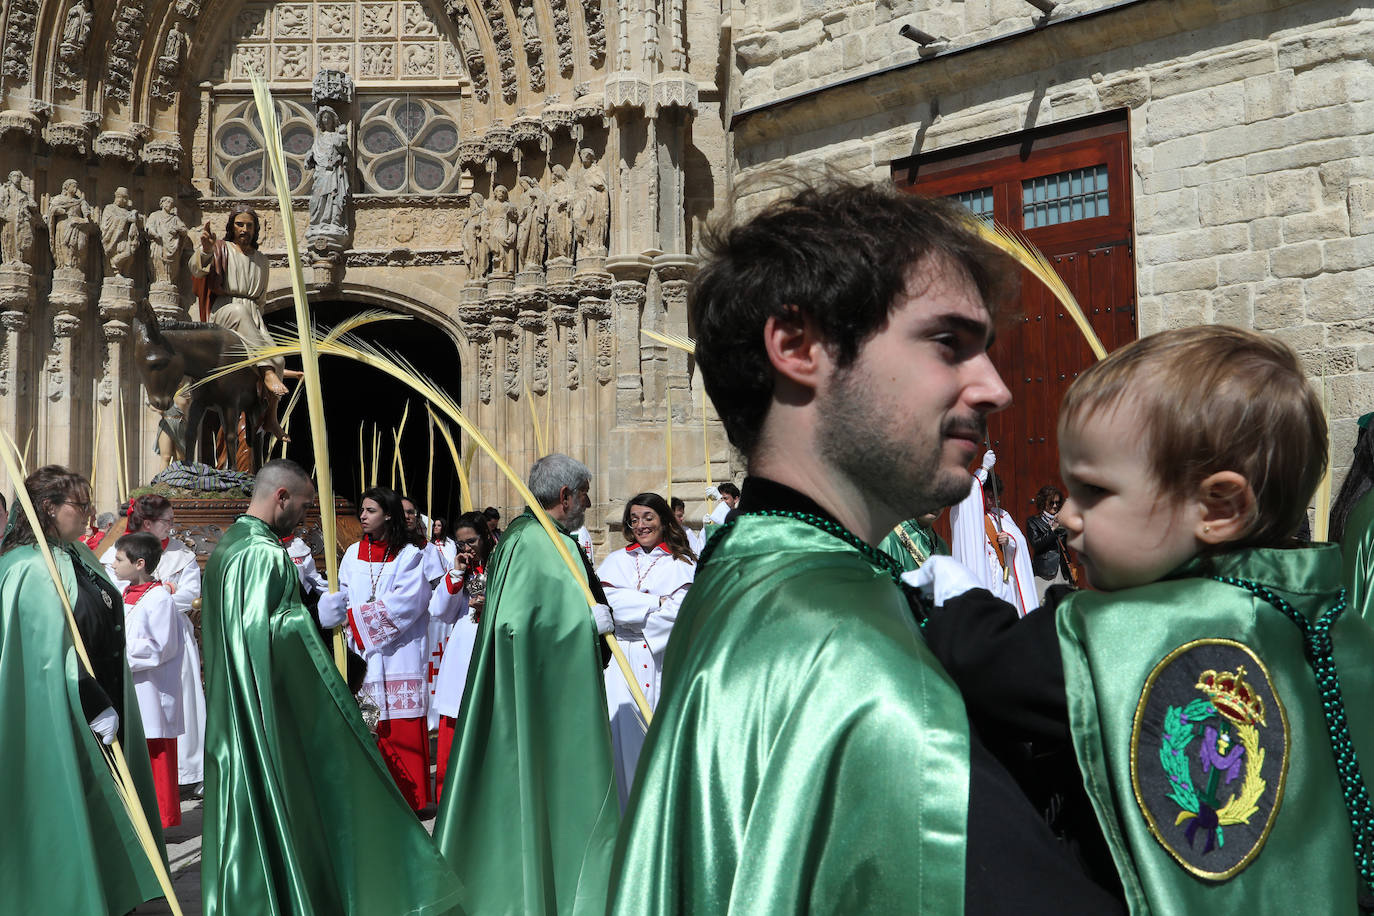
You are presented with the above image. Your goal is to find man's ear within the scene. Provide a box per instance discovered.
[762,307,829,392]
[1194,471,1255,545]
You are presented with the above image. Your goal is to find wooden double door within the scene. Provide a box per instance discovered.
[894,112,1139,525]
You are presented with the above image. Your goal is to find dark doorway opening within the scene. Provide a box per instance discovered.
[265,302,465,525]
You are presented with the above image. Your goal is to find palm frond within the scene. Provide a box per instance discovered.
[641,329,697,355]
[973,219,1107,361]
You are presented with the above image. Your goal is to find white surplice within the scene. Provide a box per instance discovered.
[949,472,1039,616]
[421,539,458,729]
[428,570,478,721]
[596,542,695,809]
[103,536,206,783]
[338,541,433,721]
[124,584,185,739]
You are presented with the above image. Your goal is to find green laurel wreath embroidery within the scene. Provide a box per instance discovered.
[1160,698,1218,815]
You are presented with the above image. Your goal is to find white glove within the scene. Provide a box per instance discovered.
[590,602,615,635]
[702,511,715,527]
[981,449,997,470]
[706,485,721,501]
[89,707,119,746]
[318,589,349,627]
[902,556,984,606]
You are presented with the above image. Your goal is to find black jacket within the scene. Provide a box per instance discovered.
[1026,513,1072,580]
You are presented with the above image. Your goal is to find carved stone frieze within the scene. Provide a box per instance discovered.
[0,110,40,140]
[458,137,488,169]
[94,130,140,164]
[582,0,606,66]
[604,75,651,114]
[548,0,574,75]
[563,315,580,389]
[595,318,612,383]
[652,74,699,115]
[476,0,517,104]
[484,124,514,158]
[2,0,39,82]
[46,121,90,155]
[142,139,183,171]
[474,329,494,403]
[531,328,550,394]
[511,114,545,150]
[105,2,148,104]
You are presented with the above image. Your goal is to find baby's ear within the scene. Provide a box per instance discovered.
[1195,471,1255,545]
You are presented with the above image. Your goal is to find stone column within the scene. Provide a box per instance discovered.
[610,280,646,418]
[42,313,82,467]
[0,263,34,440]
[95,280,136,510]
[655,256,694,397]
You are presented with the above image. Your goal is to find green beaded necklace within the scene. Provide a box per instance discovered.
[699,509,930,625]
[1212,575,1374,901]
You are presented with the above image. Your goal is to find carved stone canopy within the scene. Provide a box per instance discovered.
[312,69,354,106]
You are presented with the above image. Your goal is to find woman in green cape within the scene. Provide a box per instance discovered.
[0,465,167,914]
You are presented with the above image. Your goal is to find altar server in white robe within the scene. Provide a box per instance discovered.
[421,516,458,730]
[950,449,1038,616]
[101,494,206,791]
[596,492,696,809]
[114,532,185,829]
[284,532,328,597]
[322,486,435,811]
[671,496,706,554]
[428,510,494,801]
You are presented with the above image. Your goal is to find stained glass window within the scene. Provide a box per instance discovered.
[356,96,461,194]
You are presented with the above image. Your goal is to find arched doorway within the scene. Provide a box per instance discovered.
[264,300,466,523]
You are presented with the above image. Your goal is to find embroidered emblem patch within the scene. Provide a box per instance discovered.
[1130,639,1289,880]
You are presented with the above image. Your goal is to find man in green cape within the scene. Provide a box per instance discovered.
[879,510,949,572]
[434,453,619,916]
[0,500,167,914]
[1336,413,1374,623]
[200,459,464,915]
[609,181,1125,913]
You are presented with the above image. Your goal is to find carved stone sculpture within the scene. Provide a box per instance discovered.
[0,172,39,267]
[59,0,91,65]
[305,106,351,235]
[100,187,143,279]
[47,179,97,276]
[573,149,609,259]
[146,196,190,285]
[487,185,518,276]
[516,176,548,271]
[159,20,186,75]
[462,191,488,278]
[546,165,575,260]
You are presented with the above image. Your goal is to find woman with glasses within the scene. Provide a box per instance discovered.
[102,493,207,795]
[0,466,165,912]
[429,510,494,801]
[1027,484,1076,601]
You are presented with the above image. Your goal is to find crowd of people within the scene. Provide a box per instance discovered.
[4,177,1374,914]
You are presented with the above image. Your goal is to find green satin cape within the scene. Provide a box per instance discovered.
[1059,545,1374,914]
[200,514,464,915]
[879,518,950,573]
[609,514,970,914]
[1342,489,1374,623]
[0,540,167,914]
[433,509,618,916]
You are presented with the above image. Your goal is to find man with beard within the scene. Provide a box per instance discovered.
[190,207,291,440]
[200,460,462,915]
[608,181,1126,914]
[433,453,618,916]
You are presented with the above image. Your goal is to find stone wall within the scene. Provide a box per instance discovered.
[727,0,1374,490]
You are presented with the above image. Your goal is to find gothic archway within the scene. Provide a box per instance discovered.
[264,298,466,519]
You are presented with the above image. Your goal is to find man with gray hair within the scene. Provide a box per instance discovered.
[200,459,462,914]
[433,453,619,915]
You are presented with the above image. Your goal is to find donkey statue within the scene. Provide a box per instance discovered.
[133,300,271,471]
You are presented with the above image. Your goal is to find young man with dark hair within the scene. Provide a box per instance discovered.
[609,180,1124,913]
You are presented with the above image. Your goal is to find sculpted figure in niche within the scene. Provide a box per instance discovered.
[516,176,547,271]
[0,171,39,267]
[518,2,539,44]
[146,196,190,285]
[47,178,97,276]
[546,165,574,260]
[100,186,143,279]
[457,9,479,51]
[487,185,518,276]
[60,0,92,65]
[305,106,350,232]
[462,191,488,278]
[573,149,609,259]
[159,21,187,76]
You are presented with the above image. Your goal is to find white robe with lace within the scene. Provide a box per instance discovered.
[949,471,1038,616]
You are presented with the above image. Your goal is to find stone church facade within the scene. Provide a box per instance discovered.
[0,0,1367,530]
